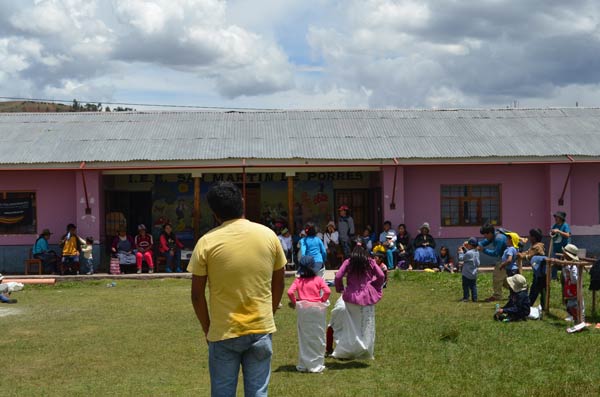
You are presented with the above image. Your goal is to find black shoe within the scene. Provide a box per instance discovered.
[2,299,17,304]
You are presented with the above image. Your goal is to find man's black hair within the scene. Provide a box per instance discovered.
[207,182,244,221]
[383,220,392,226]
[480,223,495,235]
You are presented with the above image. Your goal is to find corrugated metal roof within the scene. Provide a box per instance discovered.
[0,108,600,164]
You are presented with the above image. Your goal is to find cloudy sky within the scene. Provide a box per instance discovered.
[1,0,600,110]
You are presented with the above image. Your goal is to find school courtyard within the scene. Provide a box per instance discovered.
[2,270,600,396]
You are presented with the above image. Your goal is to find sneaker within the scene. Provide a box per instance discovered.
[165,268,173,273]
[175,268,183,273]
[565,315,574,322]
[461,298,469,302]
[149,269,154,274]
[484,296,498,302]
[136,269,142,274]
[85,272,92,275]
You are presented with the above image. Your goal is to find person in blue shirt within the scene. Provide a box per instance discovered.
[478,223,508,302]
[32,228,59,274]
[550,211,571,280]
[500,238,519,277]
[300,224,327,278]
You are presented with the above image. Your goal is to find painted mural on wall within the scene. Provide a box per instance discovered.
[293,181,334,232]
[152,175,194,244]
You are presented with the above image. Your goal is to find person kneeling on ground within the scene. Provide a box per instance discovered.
[494,274,530,322]
[0,274,17,304]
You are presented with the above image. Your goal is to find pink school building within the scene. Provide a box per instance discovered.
[1,108,599,272]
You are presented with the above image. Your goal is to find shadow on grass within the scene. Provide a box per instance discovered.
[274,360,370,373]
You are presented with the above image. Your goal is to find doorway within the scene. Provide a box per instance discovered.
[334,189,370,234]
[105,191,153,237]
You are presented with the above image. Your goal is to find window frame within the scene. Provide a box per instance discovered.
[440,184,502,227]
[0,190,38,235]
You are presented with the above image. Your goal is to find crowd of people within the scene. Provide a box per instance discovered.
[30,221,186,276]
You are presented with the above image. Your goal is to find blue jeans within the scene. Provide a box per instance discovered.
[462,276,477,301]
[164,250,181,271]
[340,240,351,258]
[208,333,272,397]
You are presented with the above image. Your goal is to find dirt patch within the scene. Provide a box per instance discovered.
[0,306,22,317]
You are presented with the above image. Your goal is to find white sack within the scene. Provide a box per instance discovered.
[5,282,24,292]
[329,297,376,360]
[528,305,542,320]
[296,300,329,373]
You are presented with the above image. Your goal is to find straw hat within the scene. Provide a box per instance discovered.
[506,274,528,292]
[41,228,53,236]
[562,244,579,261]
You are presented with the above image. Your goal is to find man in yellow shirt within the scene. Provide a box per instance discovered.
[188,182,286,397]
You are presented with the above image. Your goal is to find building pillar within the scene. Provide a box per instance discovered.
[381,165,404,226]
[547,164,572,231]
[287,172,295,234]
[193,173,202,241]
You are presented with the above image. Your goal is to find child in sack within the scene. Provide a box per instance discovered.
[287,255,331,373]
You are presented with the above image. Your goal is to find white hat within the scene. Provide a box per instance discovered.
[419,222,430,231]
[386,232,395,239]
[506,274,528,292]
[562,244,579,261]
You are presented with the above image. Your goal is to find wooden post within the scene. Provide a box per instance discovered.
[287,174,295,235]
[544,244,554,313]
[193,175,202,242]
[577,263,584,322]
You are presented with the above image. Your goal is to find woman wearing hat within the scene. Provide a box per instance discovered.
[32,228,59,274]
[413,222,437,269]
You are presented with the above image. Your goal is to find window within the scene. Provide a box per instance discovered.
[0,192,37,234]
[441,185,500,226]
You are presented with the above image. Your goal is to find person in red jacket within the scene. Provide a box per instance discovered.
[135,224,154,274]
[159,223,184,272]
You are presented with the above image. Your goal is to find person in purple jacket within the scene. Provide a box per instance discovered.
[326,245,385,360]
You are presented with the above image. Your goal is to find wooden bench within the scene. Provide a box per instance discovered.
[24,249,43,275]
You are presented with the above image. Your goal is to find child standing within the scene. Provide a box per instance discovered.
[458,238,480,302]
[373,252,388,288]
[562,244,584,323]
[287,256,331,373]
[494,274,531,322]
[500,236,519,277]
[81,237,94,275]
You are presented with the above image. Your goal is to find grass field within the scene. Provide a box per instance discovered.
[2,271,600,396]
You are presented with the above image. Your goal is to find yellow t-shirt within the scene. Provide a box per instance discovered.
[62,236,79,256]
[187,218,287,342]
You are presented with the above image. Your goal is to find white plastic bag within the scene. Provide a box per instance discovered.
[329,297,376,360]
[296,300,329,373]
[5,282,24,293]
[528,305,542,320]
